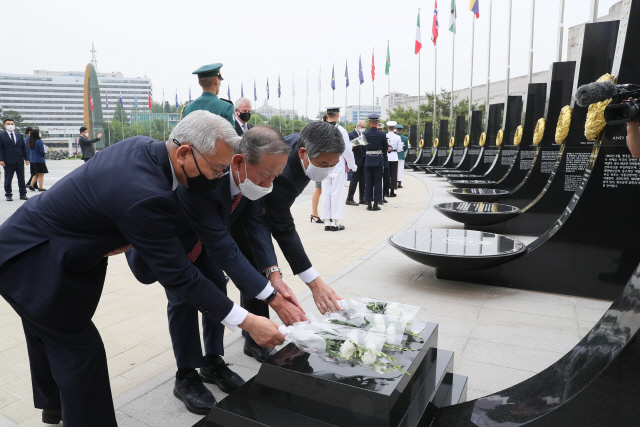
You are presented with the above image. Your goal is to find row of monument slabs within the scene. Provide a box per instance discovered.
[192,3,640,426]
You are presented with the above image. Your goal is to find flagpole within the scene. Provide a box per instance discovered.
[306,70,309,123]
[450,32,455,136]
[372,48,375,118]
[527,0,536,85]
[434,43,437,137]
[292,72,295,134]
[319,66,322,119]
[387,40,390,120]
[504,0,513,128]
[469,14,475,124]
[556,0,565,62]
[333,64,335,103]
[485,0,492,130]
[418,48,421,141]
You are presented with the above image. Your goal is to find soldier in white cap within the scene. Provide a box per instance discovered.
[320,105,357,231]
[386,121,403,197]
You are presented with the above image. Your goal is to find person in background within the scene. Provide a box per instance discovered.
[364,115,388,211]
[346,120,367,206]
[25,126,38,191]
[0,118,29,201]
[234,97,254,136]
[395,124,408,188]
[26,129,48,192]
[385,121,402,197]
[310,182,323,223]
[377,122,389,204]
[78,126,102,163]
[182,63,234,126]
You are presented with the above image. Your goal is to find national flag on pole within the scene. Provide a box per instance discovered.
[385,42,391,76]
[241,82,244,98]
[106,93,109,110]
[292,72,295,97]
[254,80,257,102]
[266,79,270,100]
[449,0,457,34]
[135,91,138,110]
[469,0,479,18]
[432,1,439,45]
[371,50,375,81]
[415,11,423,54]
[331,65,335,90]
[359,55,364,84]
[148,92,152,109]
[119,93,123,109]
[227,85,231,101]
[345,61,349,87]
[90,93,94,111]
[175,91,178,108]
[278,75,281,98]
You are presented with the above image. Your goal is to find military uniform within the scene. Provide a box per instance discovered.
[363,114,388,210]
[386,121,402,197]
[396,124,408,188]
[182,63,234,126]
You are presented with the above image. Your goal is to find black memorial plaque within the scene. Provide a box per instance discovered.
[421,120,449,170]
[408,122,434,169]
[426,116,466,173]
[448,188,511,203]
[405,124,418,164]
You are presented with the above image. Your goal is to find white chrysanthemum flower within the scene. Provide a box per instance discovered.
[364,338,379,353]
[371,314,386,332]
[346,329,360,343]
[386,303,403,317]
[362,350,377,366]
[386,324,397,343]
[338,340,356,359]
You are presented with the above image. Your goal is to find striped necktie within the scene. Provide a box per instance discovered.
[231,193,242,213]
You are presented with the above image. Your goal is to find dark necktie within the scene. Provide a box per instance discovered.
[231,193,242,213]
[10,133,15,144]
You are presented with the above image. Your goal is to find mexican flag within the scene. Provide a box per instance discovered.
[385,42,390,76]
[415,11,422,54]
[449,0,457,34]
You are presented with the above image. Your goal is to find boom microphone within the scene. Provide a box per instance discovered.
[575,81,618,107]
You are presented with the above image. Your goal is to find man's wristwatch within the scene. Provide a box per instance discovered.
[264,266,282,280]
[264,289,278,304]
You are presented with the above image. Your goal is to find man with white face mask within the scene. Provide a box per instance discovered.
[126,125,305,415]
[0,118,30,201]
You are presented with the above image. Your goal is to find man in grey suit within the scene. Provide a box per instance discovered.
[234,98,254,136]
[78,126,102,162]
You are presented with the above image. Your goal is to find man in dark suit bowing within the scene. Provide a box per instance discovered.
[0,111,284,427]
[126,126,306,415]
[0,118,30,201]
[346,119,367,206]
[234,97,254,136]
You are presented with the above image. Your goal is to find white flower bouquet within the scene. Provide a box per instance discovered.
[279,321,406,374]
[338,298,423,342]
[322,311,408,346]
[351,134,369,147]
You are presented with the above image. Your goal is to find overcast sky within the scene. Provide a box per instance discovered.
[6,0,620,117]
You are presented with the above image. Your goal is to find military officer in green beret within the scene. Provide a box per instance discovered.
[395,124,409,188]
[182,63,234,126]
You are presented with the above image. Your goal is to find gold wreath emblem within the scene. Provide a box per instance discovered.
[533,118,546,145]
[479,132,487,147]
[555,106,572,144]
[513,125,523,146]
[585,73,615,141]
[419,138,424,148]
[433,138,439,148]
[496,129,504,146]
[449,137,455,147]
[464,134,470,147]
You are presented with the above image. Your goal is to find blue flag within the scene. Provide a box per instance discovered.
[278,75,281,98]
[241,82,244,98]
[135,91,138,110]
[119,93,123,109]
[345,61,349,88]
[227,85,231,101]
[359,55,364,84]
[105,93,109,110]
[331,65,335,90]
[254,80,257,102]
[175,91,178,108]
[266,79,270,100]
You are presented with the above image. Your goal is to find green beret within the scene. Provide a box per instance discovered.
[193,63,224,80]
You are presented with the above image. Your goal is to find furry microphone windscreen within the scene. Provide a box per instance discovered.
[575,81,618,107]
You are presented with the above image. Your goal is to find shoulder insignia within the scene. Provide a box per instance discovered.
[221,98,233,105]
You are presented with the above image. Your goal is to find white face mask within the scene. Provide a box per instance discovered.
[300,155,333,181]
[5,125,15,132]
[237,159,273,201]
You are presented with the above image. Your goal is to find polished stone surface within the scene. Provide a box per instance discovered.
[448,180,497,189]
[435,202,520,226]
[447,188,511,202]
[388,229,526,271]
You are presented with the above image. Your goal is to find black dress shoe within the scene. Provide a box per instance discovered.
[173,371,216,415]
[366,202,374,211]
[200,357,245,394]
[27,185,35,192]
[243,340,277,363]
[373,202,381,211]
[330,224,345,231]
[383,198,388,203]
[345,200,358,206]
[42,409,62,424]
[398,184,403,188]
[20,195,28,200]
[389,192,397,197]
[6,196,12,201]
[359,200,367,205]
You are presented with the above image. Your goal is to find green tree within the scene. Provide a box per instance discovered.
[1,110,37,133]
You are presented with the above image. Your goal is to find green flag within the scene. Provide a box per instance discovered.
[385,41,390,75]
[449,0,457,34]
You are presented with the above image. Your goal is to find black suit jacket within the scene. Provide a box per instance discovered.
[235,119,254,136]
[79,135,101,159]
[0,137,234,329]
[348,130,366,163]
[259,134,313,275]
[126,173,276,300]
[0,131,29,165]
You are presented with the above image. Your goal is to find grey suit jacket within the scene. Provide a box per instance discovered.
[79,135,100,159]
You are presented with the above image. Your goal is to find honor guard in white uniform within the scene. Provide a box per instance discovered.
[395,124,408,188]
[320,105,357,231]
[386,121,403,197]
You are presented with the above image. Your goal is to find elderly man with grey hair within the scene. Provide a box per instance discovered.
[234,97,253,136]
[0,110,286,426]
[229,121,348,360]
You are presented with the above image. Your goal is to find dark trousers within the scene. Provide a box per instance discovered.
[347,157,366,202]
[21,316,117,427]
[364,166,383,202]
[4,162,26,197]
[230,219,270,345]
[389,161,398,191]
[165,248,227,368]
[383,166,390,197]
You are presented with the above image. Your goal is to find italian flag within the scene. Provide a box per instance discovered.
[415,12,422,54]
[449,0,457,34]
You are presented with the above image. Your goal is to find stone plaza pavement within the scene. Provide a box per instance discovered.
[0,161,612,426]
